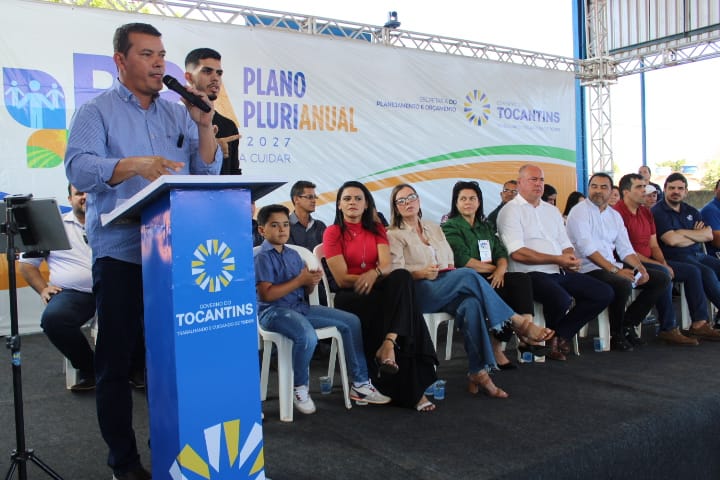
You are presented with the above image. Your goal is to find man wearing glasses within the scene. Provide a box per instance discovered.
[288,180,327,252]
[487,179,518,228]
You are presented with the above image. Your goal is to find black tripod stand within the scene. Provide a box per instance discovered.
[2,194,68,480]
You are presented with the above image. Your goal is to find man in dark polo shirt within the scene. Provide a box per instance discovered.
[652,172,720,340]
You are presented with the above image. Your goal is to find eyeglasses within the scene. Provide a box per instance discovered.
[297,194,319,200]
[502,189,518,194]
[394,193,419,206]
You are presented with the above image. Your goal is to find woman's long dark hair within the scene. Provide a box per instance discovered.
[562,191,585,217]
[542,184,557,202]
[389,183,422,229]
[333,181,381,236]
[447,180,485,223]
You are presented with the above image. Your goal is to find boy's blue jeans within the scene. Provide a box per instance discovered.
[258,305,369,386]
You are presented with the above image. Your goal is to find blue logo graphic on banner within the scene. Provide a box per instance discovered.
[3,67,66,129]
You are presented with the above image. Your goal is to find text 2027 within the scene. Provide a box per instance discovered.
[246,136,291,148]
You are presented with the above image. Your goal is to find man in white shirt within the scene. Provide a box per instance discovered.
[497,164,613,360]
[566,172,669,352]
[19,185,96,390]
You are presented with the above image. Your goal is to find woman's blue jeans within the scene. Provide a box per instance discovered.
[258,305,369,386]
[413,267,515,374]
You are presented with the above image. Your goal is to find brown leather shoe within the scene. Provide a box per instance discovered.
[658,327,699,346]
[547,338,567,361]
[688,323,720,341]
[556,337,572,355]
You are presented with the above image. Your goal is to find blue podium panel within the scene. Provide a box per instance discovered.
[141,188,265,480]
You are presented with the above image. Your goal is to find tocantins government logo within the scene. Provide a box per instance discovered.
[170,419,265,479]
[192,240,236,293]
[463,89,492,127]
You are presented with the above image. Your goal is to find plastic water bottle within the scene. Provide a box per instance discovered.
[424,382,435,397]
[433,380,446,400]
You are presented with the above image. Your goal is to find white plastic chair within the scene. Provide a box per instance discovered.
[635,282,692,337]
[259,325,351,422]
[254,245,351,422]
[423,313,455,361]
[312,243,335,308]
[579,289,643,350]
[64,316,98,389]
[580,308,612,351]
[676,281,691,330]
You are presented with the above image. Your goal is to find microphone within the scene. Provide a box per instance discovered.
[162,75,211,113]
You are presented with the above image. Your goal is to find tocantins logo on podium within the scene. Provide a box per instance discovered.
[192,239,236,292]
[170,419,265,479]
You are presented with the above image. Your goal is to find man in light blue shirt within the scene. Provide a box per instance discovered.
[65,22,221,480]
[700,179,720,258]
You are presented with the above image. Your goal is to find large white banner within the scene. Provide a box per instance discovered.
[1,0,577,333]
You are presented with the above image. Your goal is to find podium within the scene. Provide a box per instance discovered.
[103,175,284,480]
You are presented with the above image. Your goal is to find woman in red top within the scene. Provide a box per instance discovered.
[323,181,438,412]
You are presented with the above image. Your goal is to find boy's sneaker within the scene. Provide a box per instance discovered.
[293,385,316,414]
[350,383,391,405]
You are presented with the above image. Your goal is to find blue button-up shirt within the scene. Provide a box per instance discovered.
[254,241,308,315]
[65,79,222,264]
[700,196,720,256]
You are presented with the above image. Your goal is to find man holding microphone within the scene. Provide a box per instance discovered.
[65,23,221,480]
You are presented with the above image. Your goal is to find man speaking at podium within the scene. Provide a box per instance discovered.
[65,23,222,480]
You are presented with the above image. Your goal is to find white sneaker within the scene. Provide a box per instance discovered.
[293,385,316,414]
[350,382,391,405]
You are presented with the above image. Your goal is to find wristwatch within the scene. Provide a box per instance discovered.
[610,266,620,274]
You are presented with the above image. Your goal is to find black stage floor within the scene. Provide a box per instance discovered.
[2,328,720,479]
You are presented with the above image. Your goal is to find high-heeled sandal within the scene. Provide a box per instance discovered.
[416,397,436,412]
[513,315,555,345]
[374,337,399,376]
[467,371,509,398]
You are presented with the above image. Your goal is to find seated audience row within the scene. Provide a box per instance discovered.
[253,165,720,415]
